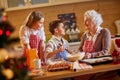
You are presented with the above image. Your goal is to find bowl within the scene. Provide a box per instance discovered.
[68,52,85,62]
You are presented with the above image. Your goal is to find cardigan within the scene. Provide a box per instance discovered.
[79,28,111,58]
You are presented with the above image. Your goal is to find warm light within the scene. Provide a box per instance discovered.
[0,29,3,35]
[5,55,9,60]
[2,69,14,79]
[3,12,7,21]
[6,30,11,36]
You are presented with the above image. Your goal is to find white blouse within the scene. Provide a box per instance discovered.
[85,26,102,44]
[19,25,46,47]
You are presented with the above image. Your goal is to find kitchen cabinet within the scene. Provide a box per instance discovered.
[0,0,93,11]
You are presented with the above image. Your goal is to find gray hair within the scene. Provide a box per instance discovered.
[84,10,103,26]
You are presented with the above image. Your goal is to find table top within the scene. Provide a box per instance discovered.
[33,63,120,80]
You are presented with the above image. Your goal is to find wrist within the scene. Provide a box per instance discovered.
[56,49,61,53]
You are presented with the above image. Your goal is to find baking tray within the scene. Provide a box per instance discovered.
[79,55,113,66]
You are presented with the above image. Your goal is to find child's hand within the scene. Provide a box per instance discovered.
[58,43,65,52]
[58,45,66,52]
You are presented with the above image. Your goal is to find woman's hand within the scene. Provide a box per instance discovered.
[84,52,92,59]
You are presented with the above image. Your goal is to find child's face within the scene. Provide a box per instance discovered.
[56,23,65,36]
[33,18,44,29]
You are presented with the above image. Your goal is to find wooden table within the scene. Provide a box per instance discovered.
[33,63,120,80]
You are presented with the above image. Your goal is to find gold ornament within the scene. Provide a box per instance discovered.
[2,69,14,79]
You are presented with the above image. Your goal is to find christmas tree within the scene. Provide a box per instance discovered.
[0,8,31,80]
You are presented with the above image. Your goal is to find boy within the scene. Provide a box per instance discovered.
[45,20,71,63]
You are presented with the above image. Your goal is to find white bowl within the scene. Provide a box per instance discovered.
[68,52,85,62]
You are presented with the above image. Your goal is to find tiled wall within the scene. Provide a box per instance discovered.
[7,0,120,41]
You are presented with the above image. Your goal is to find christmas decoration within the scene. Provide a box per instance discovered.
[0,49,31,80]
[0,8,31,80]
[0,8,15,48]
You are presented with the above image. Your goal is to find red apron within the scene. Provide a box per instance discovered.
[74,40,95,80]
[29,34,42,59]
[83,40,94,53]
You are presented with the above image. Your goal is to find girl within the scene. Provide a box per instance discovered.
[19,11,46,64]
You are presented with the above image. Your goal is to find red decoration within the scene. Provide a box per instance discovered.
[6,30,11,36]
[3,16,7,22]
[112,38,120,64]
[0,29,3,35]
[115,39,120,47]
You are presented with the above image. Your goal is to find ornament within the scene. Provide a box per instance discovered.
[2,69,14,79]
[0,48,8,63]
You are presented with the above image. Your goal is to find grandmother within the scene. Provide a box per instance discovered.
[74,10,120,80]
[79,9,111,59]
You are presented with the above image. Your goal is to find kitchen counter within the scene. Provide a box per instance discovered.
[33,63,120,80]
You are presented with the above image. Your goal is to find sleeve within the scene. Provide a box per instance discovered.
[91,28,111,58]
[39,26,46,42]
[19,25,30,47]
[45,40,54,54]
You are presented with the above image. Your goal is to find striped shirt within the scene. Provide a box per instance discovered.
[45,35,70,63]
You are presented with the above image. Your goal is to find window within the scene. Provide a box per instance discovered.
[30,0,49,5]
[7,0,25,7]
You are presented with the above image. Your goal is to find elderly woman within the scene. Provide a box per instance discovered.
[74,9,120,80]
[79,9,111,59]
